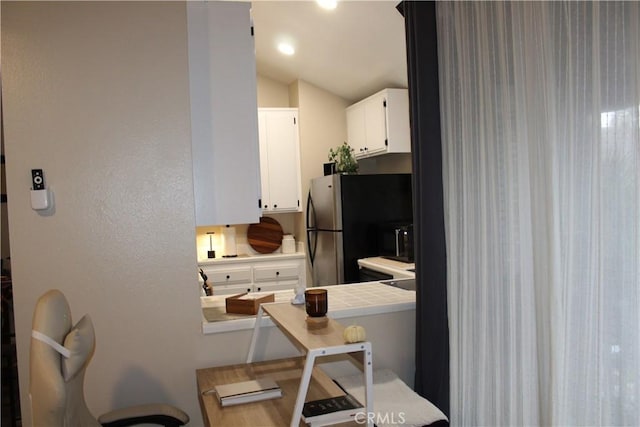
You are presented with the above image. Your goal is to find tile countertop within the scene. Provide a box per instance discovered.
[357,256,415,279]
[201,282,416,334]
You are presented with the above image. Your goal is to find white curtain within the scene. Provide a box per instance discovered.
[438,2,639,425]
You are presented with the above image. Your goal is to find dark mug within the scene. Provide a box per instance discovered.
[305,289,328,317]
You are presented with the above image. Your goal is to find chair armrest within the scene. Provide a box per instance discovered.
[98,403,189,427]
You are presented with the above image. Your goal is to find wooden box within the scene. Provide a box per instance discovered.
[225,293,275,315]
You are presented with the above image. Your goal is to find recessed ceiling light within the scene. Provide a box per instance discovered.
[277,42,295,56]
[317,0,337,11]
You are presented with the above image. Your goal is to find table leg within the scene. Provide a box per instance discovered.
[246,305,263,363]
[290,351,317,427]
[362,342,374,427]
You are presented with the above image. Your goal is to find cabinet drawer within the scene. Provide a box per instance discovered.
[253,265,299,282]
[206,267,252,285]
[211,283,253,296]
[254,281,298,293]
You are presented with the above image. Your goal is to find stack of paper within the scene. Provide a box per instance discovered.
[214,378,282,407]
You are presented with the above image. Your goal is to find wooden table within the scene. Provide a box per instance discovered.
[196,302,374,427]
[248,302,373,427]
[195,357,352,427]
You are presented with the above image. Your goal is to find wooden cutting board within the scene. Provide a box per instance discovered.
[247,217,284,254]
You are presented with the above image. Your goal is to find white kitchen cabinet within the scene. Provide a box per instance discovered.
[199,254,306,296]
[253,263,300,292]
[187,2,261,226]
[258,109,302,213]
[346,88,411,159]
[346,104,367,155]
[206,266,252,285]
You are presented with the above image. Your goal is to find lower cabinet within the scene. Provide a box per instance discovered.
[199,256,306,296]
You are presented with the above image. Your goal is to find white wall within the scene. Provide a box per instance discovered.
[257,74,291,108]
[2,2,255,425]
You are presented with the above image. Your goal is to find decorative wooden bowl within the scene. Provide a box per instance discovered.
[247,217,284,254]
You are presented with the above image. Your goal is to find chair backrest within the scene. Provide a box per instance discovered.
[30,289,100,427]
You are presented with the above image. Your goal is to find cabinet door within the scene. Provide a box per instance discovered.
[346,103,367,157]
[258,109,301,212]
[346,88,411,159]
[188,2,261,226]
[363,91,388,155]
[257,111,271,211]
[384,89,411,154]
[253,259,306,292]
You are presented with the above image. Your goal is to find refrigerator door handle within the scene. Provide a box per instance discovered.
[307,229,318,266]
[306,191,318,266]
[306,190,316,230]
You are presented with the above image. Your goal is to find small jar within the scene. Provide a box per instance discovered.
[282,235,296,254]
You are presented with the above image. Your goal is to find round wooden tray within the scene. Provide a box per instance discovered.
[247,217,284,254]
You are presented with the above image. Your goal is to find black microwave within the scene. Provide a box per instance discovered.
[377,222,414,263]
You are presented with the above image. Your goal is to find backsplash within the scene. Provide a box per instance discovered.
[195,213,298,261]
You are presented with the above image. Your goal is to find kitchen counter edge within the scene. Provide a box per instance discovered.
[357,256,415,279]
[201,284,415,335]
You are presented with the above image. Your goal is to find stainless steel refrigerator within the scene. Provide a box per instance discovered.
[306,173,413,285]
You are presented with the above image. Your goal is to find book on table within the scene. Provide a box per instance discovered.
[213,378,282,407]
[302,394,364,425]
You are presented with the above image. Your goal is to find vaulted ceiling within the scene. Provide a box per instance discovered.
[251,1,408,103]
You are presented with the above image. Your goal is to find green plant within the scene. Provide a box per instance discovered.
[328,142,358,174]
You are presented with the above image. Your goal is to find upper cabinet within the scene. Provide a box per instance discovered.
[346,88,411,159]
[258,108,302,213]
[187,2,261,226]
